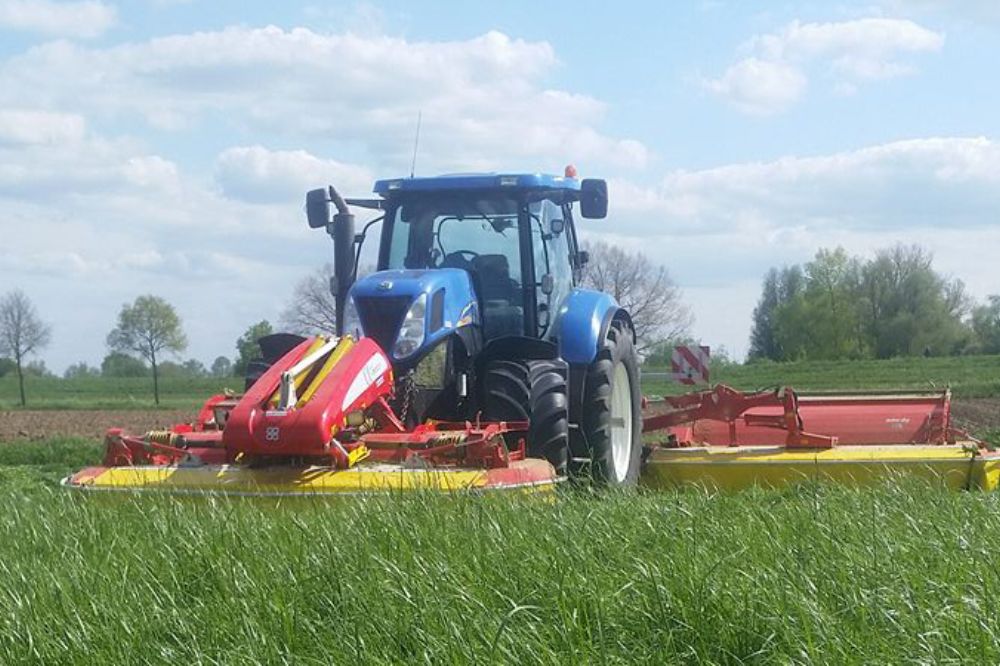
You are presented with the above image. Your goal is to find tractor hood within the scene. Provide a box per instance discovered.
[348,268,478,365]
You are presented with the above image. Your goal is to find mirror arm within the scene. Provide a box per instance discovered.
[351,214,385,281]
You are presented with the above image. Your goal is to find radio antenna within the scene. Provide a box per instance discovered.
[410,110,422,178]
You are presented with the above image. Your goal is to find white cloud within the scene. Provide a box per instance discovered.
[572,137,1000,355]
[705,18,944,114]
[0,0,115,39]
[703,58,807,115]
[0,109,86,145]
[0,27,648,172]
[215,146,374,204]
[610,137,1000,236]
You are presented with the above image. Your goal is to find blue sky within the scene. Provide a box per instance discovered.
[1,0,998,371]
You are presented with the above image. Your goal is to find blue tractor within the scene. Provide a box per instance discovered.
[305,169,642,485]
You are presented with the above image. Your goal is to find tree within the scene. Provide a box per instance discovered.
[107,295,187,405]
[183,359,207,377]
[580,240,692,352]
[749,268,782,360]
[748,244,972,361]
[101,352,149,377]
[280,263,338,335]
[0,290,52,406]
[971,295,1000,354]
[234,320,273,376]
[64,362,100,379]
[211,355,233,378]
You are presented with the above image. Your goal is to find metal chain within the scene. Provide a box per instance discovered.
[399,370,415,424]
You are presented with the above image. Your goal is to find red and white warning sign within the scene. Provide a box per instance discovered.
[670,345,710,385]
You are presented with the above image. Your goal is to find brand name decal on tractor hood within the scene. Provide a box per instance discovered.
[342,353,390,410]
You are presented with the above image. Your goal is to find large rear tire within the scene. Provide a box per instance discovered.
[580,319,642,485]
[482,359,569,474]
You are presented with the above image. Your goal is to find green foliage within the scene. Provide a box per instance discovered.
[971,296,1000,354]
[63,362,100,379]
[101,352,149,377]
[107,295,187,405]
[107,295,187,364]
[157,359,208,378]
[2,471,1000,663]
[210,355,232,378]
[750,244,970,361]
[22,360,53,377]
[233,320,273,376]
[0,358,14,378]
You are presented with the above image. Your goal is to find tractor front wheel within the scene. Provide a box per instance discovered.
[482,359,569,475]
[580,319,642,485]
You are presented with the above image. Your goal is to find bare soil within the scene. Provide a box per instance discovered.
[951,398,1000,433]
[0,410,192,441]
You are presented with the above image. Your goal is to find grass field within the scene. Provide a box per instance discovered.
[0,438,999,663]
[645,354,1000,398]
[2,355,999,662]
[4,353,1000,410]
[0,375,233,410]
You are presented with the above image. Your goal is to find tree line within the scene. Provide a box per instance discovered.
[749,244,998,361]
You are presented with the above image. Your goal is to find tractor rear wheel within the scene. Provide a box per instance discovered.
[482,359,569,474]
[579,319,642,485]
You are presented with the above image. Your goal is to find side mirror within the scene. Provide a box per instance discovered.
[579,179,608,219]
[306,188,331,228]
[550,219,565,235]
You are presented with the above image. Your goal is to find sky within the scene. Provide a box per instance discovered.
[1,0,999,372]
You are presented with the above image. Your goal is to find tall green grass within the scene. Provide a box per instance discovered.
[1,439,1000,663]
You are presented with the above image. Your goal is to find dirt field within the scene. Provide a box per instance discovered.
[0,410,192,441]
[951,398,1000,432]
[2,398,997,442]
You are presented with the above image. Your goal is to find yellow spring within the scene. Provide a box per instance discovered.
[146,431,179,446]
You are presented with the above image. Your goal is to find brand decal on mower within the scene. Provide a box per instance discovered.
[264,426,281,442]
[342,353,390,410]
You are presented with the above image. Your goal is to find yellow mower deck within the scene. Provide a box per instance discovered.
[62,458,559,496]
[642,443,1000,492]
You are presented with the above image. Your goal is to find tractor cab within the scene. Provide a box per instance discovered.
[374,174,592,344]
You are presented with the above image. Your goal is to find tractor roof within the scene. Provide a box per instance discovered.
[373,173,581,198]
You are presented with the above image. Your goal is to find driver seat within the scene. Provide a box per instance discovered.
[471,254,523,339]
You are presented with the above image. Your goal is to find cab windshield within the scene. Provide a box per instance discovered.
[382,194,575,340]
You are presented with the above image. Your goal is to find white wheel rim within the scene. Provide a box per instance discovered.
[609,362,633,483]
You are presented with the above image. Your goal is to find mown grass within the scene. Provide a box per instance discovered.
[2,438,1000,663]
[4,353,1000,409]
[645,353,1000,398]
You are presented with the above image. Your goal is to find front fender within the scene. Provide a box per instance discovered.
[553,289,631,365]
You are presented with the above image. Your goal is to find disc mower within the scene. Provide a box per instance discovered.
[64,168,1000,495]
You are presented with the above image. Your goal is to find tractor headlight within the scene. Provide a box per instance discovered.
[343,296,364,340]
[393,293,427,359]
